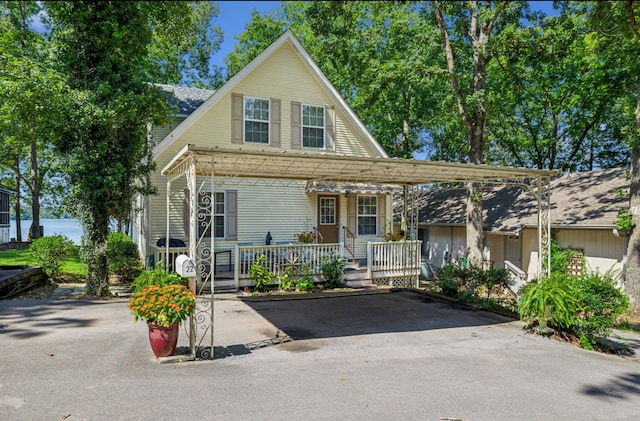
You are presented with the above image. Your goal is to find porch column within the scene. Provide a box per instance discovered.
[165,178,171,268]
[537,176,551,279]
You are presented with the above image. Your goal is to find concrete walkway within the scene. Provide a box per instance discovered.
[1,290,640,421]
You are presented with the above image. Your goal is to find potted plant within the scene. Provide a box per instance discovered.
[295,230,316,244]
[128,266,196,358]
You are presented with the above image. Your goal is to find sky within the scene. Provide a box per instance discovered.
[213,1,281,68]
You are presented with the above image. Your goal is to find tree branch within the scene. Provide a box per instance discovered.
[433,1,471,132]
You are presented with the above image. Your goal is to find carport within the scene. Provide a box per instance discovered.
[160,144,557,361]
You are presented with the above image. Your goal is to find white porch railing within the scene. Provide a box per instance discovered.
[151,244,189,271]
[235,243,344,289]
[367,240,422,288]
[504,259,526,296]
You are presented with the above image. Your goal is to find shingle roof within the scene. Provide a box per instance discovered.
[154,84,215,116]
[412,168,628,233]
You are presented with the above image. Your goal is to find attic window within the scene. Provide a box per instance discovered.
[244,97,269,144]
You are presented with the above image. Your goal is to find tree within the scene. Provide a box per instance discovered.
[142,1,224,89]
[488,7,630,171]
[431,1,527,265]
[0,0,64,241]
[45,1,205,296]
[577,1,640,313]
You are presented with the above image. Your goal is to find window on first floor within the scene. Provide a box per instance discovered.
[357,195,377,235]
[0,192,9,226]
[198,191,225,238]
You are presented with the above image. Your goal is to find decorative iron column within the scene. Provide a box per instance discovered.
[186,157,216,359]
[537,176,551,279]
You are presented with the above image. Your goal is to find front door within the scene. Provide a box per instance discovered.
[317,195,339,243]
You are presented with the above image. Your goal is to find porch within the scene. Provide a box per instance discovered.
[158,240,423,290]
[158,145,555,361]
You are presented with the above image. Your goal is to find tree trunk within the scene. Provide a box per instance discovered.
[434,1,491,266]
[624,77,640,314]
[28,131,41,241]
[83,212,111,297]
[13,155,22,242]
[467,124,485,266]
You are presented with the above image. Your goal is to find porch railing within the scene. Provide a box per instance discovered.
[235,243,344,289]
[342,226,356,261]
[367,240,422,288]
[504,260,526,296]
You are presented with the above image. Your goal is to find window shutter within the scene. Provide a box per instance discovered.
[226,190,238,240]
[291,101,301,149]
[231,93,243,144]
[347,194,357,238]
[325,106,335,151]
[183,189,190,240]
[377,194,386,236]
[270,98,281,147]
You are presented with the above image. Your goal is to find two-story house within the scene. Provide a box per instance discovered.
[133,30,394,280]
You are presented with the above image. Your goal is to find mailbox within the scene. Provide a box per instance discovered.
[175,254,196,277]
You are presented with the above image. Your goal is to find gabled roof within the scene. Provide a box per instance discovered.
[152,29,389,160]
[155,84,215,116]
[413,168,628,233]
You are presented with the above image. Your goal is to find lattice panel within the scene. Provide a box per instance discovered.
[373,276,418,288]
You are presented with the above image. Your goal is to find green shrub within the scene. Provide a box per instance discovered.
[295,278,315,292]
[320,252,346,289]
[249,254,272,292]
[570,272,629,350]
[132,264,186,292]
[107,232,141,282]
[476,267,513,299]
[518,271,629,349]
[517,273,579,330]
[436,276,460,297]
[29,235,75,280]
[435,261,510,299]
[277,266,296,291]
[434,261,472,297]
[294,264,315,292]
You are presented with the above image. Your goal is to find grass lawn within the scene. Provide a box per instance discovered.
[0,247,86,277]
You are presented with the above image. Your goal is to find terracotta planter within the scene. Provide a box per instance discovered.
[147,322,179,358]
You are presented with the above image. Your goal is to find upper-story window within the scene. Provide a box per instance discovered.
[244,97,269,144]
[302,105,325,148]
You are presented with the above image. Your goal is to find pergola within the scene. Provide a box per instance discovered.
[160,144,558,361]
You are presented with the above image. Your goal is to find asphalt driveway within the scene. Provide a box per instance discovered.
[1,289,640,421]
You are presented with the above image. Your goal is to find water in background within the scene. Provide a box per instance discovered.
[9,219,83,245]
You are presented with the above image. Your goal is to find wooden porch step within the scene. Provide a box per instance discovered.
[344,267,373,288]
